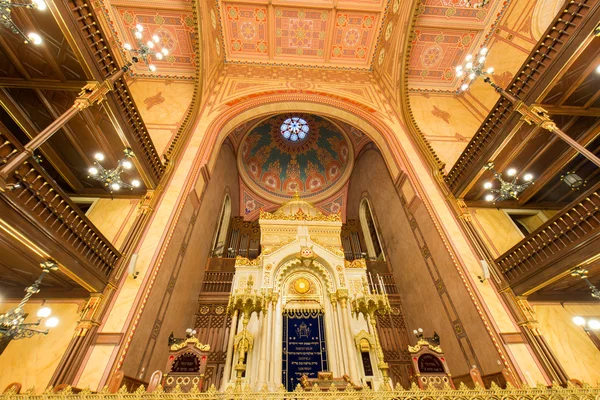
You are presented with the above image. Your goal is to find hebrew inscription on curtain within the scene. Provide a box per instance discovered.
[282,310,328,391]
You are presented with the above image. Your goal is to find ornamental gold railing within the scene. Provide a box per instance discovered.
[2,382,600,400]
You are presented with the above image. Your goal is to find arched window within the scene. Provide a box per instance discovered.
[211,194,231,257]
[359,198,385,261]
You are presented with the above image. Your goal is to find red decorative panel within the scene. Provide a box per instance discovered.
[223,4,269,58]
[408,28,480,85]
[274,7,329,61]
[113,7,197,78]
[331,12,380,64]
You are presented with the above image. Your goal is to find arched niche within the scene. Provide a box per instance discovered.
[531,0,564,40]
[211,192,231,257]
[273,257,336,295]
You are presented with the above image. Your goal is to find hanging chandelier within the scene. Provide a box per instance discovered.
[466,0,490,8]
[0,0,46,44]
[87,148,141,192]
[482,161,534,203]
[0,260,60,341]
[455,47,494,92]
[123,24,168,72]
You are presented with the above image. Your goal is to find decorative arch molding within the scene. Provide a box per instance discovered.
[273,258,335,294]
[197,91,406,181]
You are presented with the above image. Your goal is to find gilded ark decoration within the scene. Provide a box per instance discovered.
[344,259,367,269]
[234,255,262,267]
[259,208,342,222]
[408,339,443,354]
[170,336,211,352]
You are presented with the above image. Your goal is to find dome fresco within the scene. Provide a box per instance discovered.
[238,114,354,203]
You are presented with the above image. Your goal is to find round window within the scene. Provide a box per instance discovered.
[280,117,309,143]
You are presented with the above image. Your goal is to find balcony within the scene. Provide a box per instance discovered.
[495,183,600,297]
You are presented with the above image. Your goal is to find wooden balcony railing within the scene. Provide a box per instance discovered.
[444,0,599,195]
[495,184,600,294]
[201,271,234,293]
[57,0,165,186]
[0,128,120,280]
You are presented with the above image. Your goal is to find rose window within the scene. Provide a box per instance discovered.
[280,117,309,142]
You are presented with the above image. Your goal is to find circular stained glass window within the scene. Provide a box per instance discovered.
[280,117,309,143]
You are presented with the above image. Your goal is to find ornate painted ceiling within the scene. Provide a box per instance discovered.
[238,114,354,203]
[407,0,509,93]
[96,0,197,79]
[218,0,389,69]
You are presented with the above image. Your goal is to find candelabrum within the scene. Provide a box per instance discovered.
[466,0,490,8]
[0,260,60,341]
[123,24,168,72]
[482,161,534,203]
[571,268,600,300]
[227,276,264,389]
[352,273,392,388]
[0,0,46,44]
[87,148,141,193]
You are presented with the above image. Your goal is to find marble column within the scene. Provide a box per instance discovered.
[257,293,274,388]
[221,309,239,391]
[338,295,359,381]
[267,293,277,387]
[329,294,346,375]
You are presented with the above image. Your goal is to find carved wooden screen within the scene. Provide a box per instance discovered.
[194,300,231,389]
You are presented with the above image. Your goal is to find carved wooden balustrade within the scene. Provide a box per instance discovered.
[51,0,165,186]
[444,0,600,195]
[0,128,120,281]
[2,382,600,399]
[495,184,600,295]
[201,271,235,293]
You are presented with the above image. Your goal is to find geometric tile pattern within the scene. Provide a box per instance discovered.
[219,0,388,69]
[98,0,197,79]
[407,0,510,92]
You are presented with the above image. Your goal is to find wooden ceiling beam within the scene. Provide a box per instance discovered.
[68,188,145,199]
[464,200,566,210]
[33,89,94,167]
[0,287,90,300]
[515,117,593,205]
[0,89,84,192]
[0,36,31,79]
[537,104,600,117]
[555,53,600,107]
[0,78,89,91]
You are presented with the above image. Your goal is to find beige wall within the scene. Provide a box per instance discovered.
[119,143,240,381]
[87,199,139,250]
[0,301,81,391]
[534,303,600,384]
[347,148,503,377]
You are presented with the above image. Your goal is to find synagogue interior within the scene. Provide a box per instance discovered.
[0,0,600,398]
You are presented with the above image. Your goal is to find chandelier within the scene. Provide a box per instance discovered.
[0,0,46,44]
[571,267,600,300]
[466,0,490,7]
[455,47,494,92]
[123,24,168,72]
[0,260,60,341]
[482,161,534,203]
[87,148,141,192]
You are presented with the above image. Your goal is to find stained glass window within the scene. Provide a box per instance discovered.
[280,117,309,142]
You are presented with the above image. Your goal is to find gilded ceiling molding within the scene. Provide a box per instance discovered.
[397,0,446,179]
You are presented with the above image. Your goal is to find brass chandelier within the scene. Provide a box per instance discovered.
[0,260,60,341]
[482,161,534,203]
[0,0,46,44]
[87,148,141,192]
[123,24,169,72]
